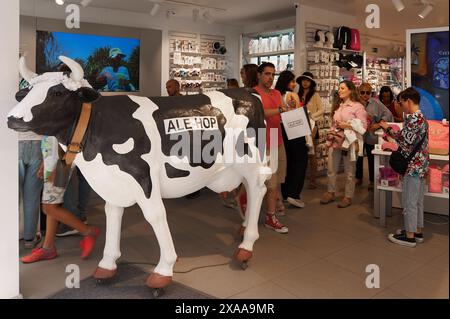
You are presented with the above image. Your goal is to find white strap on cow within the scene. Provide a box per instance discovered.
[63,103,92,166]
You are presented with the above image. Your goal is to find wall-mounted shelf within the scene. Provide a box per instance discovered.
[247,49,295,58]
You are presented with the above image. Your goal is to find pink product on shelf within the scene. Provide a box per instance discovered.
[428,120,449,155]
[428,165,443,193]
[378,167,400,187]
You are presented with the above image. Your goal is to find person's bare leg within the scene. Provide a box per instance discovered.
[266,188,278,213]
[42,204,91,236]
[42,215,58,249]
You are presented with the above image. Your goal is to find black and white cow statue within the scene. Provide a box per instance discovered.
[8,56,272,294]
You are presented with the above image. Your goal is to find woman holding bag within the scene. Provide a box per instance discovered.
[320,81,368,208]
[296,72,324,189]
[276,71,311,209]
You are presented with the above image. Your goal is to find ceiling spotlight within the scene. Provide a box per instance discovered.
[418,1,434,19]
[203,10,214,24]
[391,0,405,12]
[150,3,160,16]
[192,8,200,22]
[55,0,65,5]
[80,0,92,7]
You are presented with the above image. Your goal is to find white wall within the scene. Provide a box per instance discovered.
[20,0,242,96]
[243,16,296,35]
[0,0,20,299]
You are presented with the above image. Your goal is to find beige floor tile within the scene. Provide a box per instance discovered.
[389,265,449,299]
[248,236,318,280]
[174,264,267,298]
[372,288,410,299]
[229,281,297,299]
[362,234,448,265]
[273,259,380,299]
[428,252,449,272]
[324,242,424,288]
[276,219,361,258]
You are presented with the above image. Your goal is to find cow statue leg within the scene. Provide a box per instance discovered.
[94,203,124,283]
[235,173,267,269]
[139,192,177,295]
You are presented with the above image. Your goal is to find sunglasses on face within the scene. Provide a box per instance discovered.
[360,91,371,95]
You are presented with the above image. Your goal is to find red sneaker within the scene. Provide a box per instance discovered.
[265,214,288,234]
[80,226,100,259]
[21,247,57,263]
[236,193,247,220]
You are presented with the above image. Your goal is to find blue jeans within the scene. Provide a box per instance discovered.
[63,167,91,220]
[402,175,425,233]
[19,140,43,241]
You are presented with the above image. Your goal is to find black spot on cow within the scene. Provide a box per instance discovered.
[83,95,153,198]
[220,88,266,161]
[151,95,227,170]
[165,163,190,179]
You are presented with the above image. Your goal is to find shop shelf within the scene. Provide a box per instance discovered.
[246,49,295,58]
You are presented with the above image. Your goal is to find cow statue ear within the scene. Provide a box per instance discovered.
[77,87,100,103]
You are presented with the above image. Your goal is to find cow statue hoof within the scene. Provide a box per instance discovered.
[93,267,117,285]
[147,273,172,289]
[147,273,172,299]
[234,248,252,270]
[152,288,165,298]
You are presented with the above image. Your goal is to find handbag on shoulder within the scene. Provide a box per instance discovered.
[389,134,426,176]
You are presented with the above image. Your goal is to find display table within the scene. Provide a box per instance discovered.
[372,129,449,227]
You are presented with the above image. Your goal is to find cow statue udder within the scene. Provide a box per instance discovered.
[7,56,272,294]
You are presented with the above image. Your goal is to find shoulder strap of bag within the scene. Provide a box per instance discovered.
[406,131,426,162]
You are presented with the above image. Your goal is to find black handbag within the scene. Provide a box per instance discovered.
[389,134,426,176]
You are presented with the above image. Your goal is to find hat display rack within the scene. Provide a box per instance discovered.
[305,22,365,174]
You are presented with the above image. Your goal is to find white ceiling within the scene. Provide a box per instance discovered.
[36,0,449,41]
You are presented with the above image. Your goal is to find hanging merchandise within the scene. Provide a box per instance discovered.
[350,29,361,51]
[334,26,351,50]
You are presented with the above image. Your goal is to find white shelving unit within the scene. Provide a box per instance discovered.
[169,32,229,95]
[241,28,296,87]
[305,22,366,174]
[365,57,406,94]
[372,127,449,227]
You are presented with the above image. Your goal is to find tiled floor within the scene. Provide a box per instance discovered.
[19,174,449,299]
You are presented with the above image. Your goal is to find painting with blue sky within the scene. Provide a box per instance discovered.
[36,31,140,92]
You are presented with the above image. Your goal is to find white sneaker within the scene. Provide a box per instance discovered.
[287,197,305,208]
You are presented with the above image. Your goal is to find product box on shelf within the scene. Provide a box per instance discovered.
[378,166,401,188]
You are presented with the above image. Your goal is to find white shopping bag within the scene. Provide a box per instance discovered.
[281,107,311,140]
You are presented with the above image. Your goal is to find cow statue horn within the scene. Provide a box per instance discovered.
[18,56,37,83]
[59,56,84,83]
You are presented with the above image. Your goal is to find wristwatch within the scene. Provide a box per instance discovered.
[279,107,284,114]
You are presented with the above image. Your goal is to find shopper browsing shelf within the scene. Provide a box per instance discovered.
[379,87,429,248]
[320,81,368,208]
[296,72,324,190]
[355,83,394,190]
[379,86,403,122]
[166,79,183,97]
[241,64,258,88]
[254,62,288,233]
